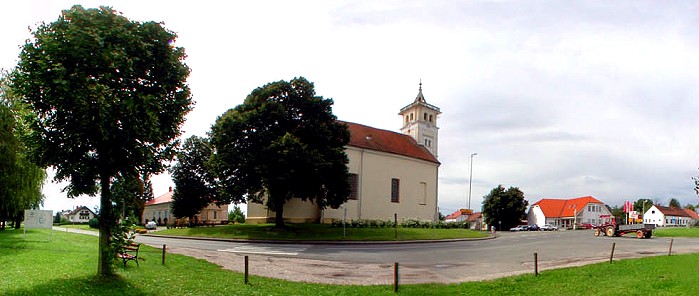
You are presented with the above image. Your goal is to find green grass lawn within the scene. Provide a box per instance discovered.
[654,227,699,238]
[2,228,699,295]
[154,223,488,241]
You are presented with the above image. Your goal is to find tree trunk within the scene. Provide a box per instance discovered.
[275,205,285,228]
[13,216,21,229]
[98,174,114,276]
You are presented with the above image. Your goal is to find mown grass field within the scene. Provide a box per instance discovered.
[154,223,488,241]
[2,228,699,295]
[654,227,699,238]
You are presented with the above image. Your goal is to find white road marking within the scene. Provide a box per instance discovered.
[217,245,308,256]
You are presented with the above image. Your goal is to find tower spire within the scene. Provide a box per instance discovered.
[415,79,425,103]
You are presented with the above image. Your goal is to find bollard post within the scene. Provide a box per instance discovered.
[609,242,616,263]
[668,238,674,256]
[162,244,166,265]
[534,252,538,276]
[245,255,249,284]
[394,262,399,293]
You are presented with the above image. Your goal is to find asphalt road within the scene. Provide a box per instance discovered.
[135,230,699,282]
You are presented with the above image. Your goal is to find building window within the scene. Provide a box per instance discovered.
[429,114,433,122]
[405,115,409,123]
[423,113,427,120]
[410,113,414,121]
[419,182,427,205]
[213,210,217,220]
[391,178,400,203]
[348,173,359,200]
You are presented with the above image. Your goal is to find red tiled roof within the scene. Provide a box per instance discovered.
[466,212,482,222]
[145,190,173,206]
[532,196,604,218]
[342,121,439,164]
[683,208,699,220]
[654,205,692,218]
[445,210,463,220]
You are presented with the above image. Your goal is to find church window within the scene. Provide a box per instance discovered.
[419,182,427,205]
[391,178,400,203]
[410,113,414,121]
[429,114,433,122]
[423,113,427,120]
[405,115,409,123]
[348,173,359,200]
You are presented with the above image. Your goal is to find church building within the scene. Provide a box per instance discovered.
[246,83,441,223]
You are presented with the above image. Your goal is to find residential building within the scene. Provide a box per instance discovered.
[246,83,441,224]
[64,206,96,223]
[444,210,468,223]
[528,196,612,229]
[142,187,229,225]
[643,205,696,227]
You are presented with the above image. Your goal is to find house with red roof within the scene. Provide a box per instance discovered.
[643,205,697,227]
[246,83,441,223]
[527,196,611,229]
[142,187,228,225]
[64,206,97,223]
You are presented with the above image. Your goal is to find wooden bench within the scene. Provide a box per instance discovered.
[116,242,140,268]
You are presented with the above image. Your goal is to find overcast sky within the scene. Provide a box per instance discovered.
[2,1,698,215]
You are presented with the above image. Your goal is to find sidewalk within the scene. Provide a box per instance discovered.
[53,226,99,236]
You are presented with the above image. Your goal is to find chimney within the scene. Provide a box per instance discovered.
[169,186,173,192]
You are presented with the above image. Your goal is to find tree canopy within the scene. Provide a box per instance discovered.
[0,71,46,230]
[633,198,653,213]
[669,198,681,208]
[210,77,350,228]
[12,6,192,275]
[481,185,528,231]
[171,135,217,221]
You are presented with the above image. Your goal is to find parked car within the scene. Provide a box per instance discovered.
[145,221,157,230]
[539,224,558,231]
[526,224,539,231]
[578,223,595,229]
[509,225,528,232]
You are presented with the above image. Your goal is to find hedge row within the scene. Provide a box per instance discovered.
[330,218,470,229]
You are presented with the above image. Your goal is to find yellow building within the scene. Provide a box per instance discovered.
[142,187,229,225]
[247,83,441,223]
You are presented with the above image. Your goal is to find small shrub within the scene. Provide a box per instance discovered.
[88,218,99,229]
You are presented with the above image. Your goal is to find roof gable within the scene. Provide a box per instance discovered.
[532,196,604,218]
[342,121,439,164]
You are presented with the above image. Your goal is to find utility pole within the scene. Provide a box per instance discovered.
[468,153,478,210]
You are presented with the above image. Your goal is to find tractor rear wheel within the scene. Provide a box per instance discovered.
[644,231,652,239]
[636,230,643,239]
[594,228,601,237]
[606,226,615,237]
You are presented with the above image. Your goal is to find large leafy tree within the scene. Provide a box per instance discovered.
[171,135,217,221]
[111,170,153,224]
[481,185,528,231]
[210,77,350,228]
[633,198,653,213]
[12,6,192,275]
[669,198,681,208]
[0,71,46,230]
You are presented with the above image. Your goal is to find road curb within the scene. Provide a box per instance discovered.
[140,233,496,245]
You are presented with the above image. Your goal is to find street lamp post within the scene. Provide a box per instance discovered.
[468,153,478,210]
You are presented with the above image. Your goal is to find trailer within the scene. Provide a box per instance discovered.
[593,215,655,239]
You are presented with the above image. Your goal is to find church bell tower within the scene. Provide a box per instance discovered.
[398,82,441,157]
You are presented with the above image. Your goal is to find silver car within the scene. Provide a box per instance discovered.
[539,224,558,231]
